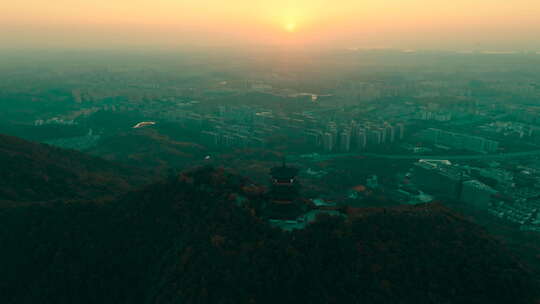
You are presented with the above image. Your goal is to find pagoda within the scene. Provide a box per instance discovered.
[269,158,300,203]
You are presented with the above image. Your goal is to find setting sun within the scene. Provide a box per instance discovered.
[1,0,539,50]
[285,22,297,32]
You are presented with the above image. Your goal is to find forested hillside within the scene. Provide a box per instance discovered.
[1,166,537,304]
[0,133,149,203]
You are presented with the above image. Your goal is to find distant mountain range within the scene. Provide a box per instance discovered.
[0,134,538,303]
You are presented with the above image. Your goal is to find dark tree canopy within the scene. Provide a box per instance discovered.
[1,166,537,304]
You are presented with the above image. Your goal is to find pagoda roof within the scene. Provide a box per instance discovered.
[271,165,299,179]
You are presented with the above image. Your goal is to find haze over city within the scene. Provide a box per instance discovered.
[2,0,540,50]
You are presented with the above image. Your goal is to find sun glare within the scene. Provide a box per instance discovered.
[285,22,297,32]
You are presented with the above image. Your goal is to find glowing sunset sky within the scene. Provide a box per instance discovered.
[1,0,539,50]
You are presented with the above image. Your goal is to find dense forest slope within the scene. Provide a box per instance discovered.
[0,166,537,304]
[0,133,148,202]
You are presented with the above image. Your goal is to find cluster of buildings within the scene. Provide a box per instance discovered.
[34,117,76,126]
[416,110,452,122]
[304,121,406,152]
[407,159,540,232]
[488,200,540,231]
[179,104,409,153]
[200,130,265,149]
[197,106,312,149]
[510,106,540,124]
[418,128,499,153]
[480,121,540,140]
[411,160,465,200]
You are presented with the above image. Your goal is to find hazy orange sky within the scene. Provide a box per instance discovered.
[1,0,540,50]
